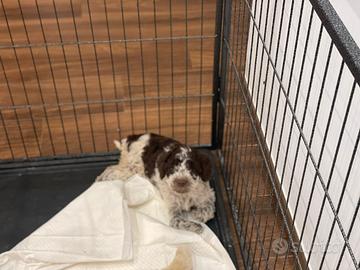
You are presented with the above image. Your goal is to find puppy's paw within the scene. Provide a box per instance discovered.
[170,217,204,234]
[189,205,215,223]
[186,222,204,234]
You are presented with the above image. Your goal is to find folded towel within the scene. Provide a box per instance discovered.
[0,174,235,270]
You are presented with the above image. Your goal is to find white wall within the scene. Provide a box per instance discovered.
[245,0,360,269]
[330,0,360,46]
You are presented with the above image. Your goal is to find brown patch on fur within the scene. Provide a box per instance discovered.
[187,149,212,182]
[142,133,181,178]
[126,134,143,151]
[132,133,212,183]
[157,146,182,179]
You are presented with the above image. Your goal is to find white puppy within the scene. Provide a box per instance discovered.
[96,133,215,233]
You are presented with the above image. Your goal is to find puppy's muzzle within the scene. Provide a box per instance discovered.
[172,178,190,193]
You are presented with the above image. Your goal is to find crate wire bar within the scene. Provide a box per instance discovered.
[1,0,360,269]
[218,0,360,269]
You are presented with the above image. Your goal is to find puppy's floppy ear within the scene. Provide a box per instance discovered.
[189,149,212,182]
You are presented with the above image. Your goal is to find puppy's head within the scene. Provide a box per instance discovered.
[157,145,212,194]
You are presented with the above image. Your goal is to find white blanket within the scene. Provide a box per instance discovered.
[0,175,235,270]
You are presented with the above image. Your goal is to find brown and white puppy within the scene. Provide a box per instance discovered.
[96,133,215,233]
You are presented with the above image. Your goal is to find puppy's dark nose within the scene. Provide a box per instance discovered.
[173,178,190,193]
[175,178,189,187]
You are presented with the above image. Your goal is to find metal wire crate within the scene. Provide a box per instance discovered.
[0,0,359,269]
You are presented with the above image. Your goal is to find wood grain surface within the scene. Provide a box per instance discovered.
[0,0,217,159]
